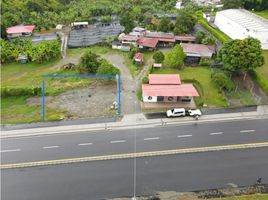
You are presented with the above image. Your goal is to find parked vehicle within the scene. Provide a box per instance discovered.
[166,108,186,117]
[186,109,202,117]
[166,108,202,118]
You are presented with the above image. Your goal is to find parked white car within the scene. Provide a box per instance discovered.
[166,108,202,118]
[187,109,202,117]
[166,108,186,117]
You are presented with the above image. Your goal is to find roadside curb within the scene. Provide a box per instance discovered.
[1,112,267,139]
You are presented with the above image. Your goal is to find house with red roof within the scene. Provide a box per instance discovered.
[133,53,144,64]
[6,25,35,38]
[142,74,199,108]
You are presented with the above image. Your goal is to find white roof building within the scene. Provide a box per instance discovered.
[214,9,268,49]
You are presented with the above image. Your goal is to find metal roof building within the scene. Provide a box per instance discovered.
[214,9,268,49]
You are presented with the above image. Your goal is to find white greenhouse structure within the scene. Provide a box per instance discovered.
[214,9,268,49]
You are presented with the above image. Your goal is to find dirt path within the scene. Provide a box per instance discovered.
[102,53,141,114]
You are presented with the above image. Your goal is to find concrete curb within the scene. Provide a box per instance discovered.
[1,112,268,139]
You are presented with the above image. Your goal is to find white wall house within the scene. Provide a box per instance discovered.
[214,9,268,50]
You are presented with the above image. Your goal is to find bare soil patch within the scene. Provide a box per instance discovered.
[27,81,117,119]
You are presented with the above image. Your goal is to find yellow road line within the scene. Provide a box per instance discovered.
[1,142,268,169]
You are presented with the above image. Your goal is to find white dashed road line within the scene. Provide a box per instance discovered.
[177,135,192,138]
[144,137,160,141]
[210,132,223,135]
[0,149,21,153]
[240,130,255,133]
[110,140,126,144]
[78,143,93,146]
[42,146,59,149]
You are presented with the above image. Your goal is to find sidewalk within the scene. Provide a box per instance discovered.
[1,105,268,139]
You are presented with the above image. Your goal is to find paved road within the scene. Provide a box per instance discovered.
[1,119,268,164]
[1,148,268,200]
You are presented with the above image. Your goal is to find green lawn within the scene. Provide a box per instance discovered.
[210,194,268,200]
[254,50,268,95]
[151,67,227,108]
[1,96,66,124]
[254,11,268,19]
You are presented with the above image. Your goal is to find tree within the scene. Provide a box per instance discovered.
[157,17,171,32]
[202,35,217,45]
[78,50,101,74]
[97,60,120,75]
[195,31,206,44]
[129,45,138,59]
[222,0,244,9]
[218,37,264,74]
[164,44,186,68]
[120,10,135,33]
[153,50,165,63]
[174,9,196,34]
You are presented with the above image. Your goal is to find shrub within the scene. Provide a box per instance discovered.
[202,35,217,45]
[153,50,165,63]
[1,87,42,97]
[199,58,211,66]
[78,50,101,74]
[142,76,149,84]
[212,72,234,92]
[97,60,120,76]
[249,70,268,95]
[129,46,138,59]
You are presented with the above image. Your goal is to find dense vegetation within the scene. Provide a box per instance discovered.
[1,39,61,63]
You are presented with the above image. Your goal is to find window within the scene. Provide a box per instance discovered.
[168,96,174,101]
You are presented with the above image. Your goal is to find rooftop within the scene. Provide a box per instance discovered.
[134,53,144,60]
[216,9,268,31]
[6,25,35,34]
[137,37,159,48]
[181,43,216,57]
[142,84,199,97]
[149,74,181,85]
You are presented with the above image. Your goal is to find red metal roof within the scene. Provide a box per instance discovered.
[149,74,181,85]
[142,84,199,97]
[175,35,196,42]
[6,25,35,34]
[157,37,176,43]
[137,37,159,48]
[134,53,144,60]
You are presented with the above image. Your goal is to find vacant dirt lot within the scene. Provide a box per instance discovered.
[27,81,117,119]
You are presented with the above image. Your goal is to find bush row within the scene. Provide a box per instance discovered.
[198,19,231,43]
[1,87,42,97]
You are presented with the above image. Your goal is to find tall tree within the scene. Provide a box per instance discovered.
[78,50,101,74]
[164,44,186,68]
[174,9,196,35]
[157,17,171,32]
[153,50,165,63]
[218,37,264,74]
[222,0,244,9]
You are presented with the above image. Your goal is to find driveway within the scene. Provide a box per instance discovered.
[102,53,141,114]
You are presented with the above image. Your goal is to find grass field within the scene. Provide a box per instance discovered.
[254,50,268,95]
[210,194,268,200]
[254,11,268,19]
[151,67,227,108]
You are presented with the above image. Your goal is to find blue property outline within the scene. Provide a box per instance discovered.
[41,74,121,121]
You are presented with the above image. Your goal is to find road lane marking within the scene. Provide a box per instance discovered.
[42,146,59,149]
[0,149,21,153]
[210,132,223,135]
[78,143,93,146]
[1,142,268,169]
[240,130,255,133]
[177,135,192,138]
[110,140,126,144]
[144,137,160,141]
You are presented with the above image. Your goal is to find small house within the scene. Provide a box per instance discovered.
[133,53,144,64]
[142,74,199,108]
[6,25,35,38]
[181,43,216,65]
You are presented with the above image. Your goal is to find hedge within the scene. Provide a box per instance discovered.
[198,19,231,43]
[1,87,42,97]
